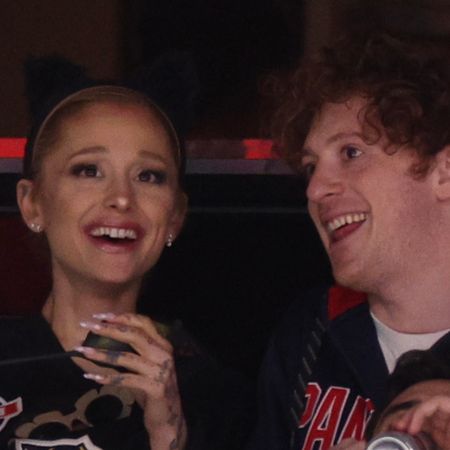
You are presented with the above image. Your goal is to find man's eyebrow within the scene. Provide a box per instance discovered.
[300,147,314,159]
[378,400,420,423]
[325,131,365,145]
[302,132,365,156]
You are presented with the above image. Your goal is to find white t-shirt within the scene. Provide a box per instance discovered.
[370,312,450,373]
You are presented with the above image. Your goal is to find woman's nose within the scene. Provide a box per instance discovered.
[306,164,344,203]
[103,178,135,212]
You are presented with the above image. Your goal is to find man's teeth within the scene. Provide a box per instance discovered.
[327,213,367,232]
[90,227,137,239]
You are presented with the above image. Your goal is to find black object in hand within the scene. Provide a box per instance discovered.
[82,331,136,354]
[81,331,137,372]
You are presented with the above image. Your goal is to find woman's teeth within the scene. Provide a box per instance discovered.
[90,227,137,240]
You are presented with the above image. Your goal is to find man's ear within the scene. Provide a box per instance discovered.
[16,179,43,230]
[433,146,450,201]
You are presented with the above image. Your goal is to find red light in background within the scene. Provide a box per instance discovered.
[243,139,277,160]
[1,138,278,160]
[0,138,26,158]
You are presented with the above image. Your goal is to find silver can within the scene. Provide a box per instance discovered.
[366,432,435,450]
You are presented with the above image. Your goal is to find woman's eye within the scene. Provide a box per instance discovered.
[137,170,167,184]
[71,164,101,178]
[343,145,362,159]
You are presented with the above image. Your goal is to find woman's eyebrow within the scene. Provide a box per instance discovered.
[138,149,167,162]
[67,146,107,161]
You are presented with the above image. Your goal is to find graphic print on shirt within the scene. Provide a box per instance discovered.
[298,383,374,450]
[0,396,22,432]
[14,386,134,440]
[14,434,101,450]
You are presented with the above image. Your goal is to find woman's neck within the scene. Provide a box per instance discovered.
[42,277,140,351]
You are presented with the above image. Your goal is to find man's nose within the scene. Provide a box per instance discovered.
[306,163,344,203]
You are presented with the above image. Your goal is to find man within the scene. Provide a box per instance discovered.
[365,344,450,449]
[248,33,450,450]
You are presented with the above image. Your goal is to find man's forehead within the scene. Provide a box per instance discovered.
[392,378,450,406]
[304,98,367,146]
[376,379,450,431]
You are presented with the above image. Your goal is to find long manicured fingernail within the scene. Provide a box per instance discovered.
[80,321,101,330]
[74,346,95,355]
[92,312,116,320]
[84,373,105,381]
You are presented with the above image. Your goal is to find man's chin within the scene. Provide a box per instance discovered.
[332,265,368,293]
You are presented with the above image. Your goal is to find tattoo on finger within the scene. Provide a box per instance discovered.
[111,374,126,386]
[117,324,130,333]
[154,359,171,384]
[104,350,123,365]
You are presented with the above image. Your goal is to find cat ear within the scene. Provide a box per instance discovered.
[24,55,90,119]
[126,50,200,137]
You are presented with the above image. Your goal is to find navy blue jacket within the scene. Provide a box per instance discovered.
[248,286,389,450]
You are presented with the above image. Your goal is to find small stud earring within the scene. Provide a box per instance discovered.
[166,233,174,248]
[30,223,42,233]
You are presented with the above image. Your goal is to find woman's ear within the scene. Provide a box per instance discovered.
[16,179,43,231]
[433,146,450,201]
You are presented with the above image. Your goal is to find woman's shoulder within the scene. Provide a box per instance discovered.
[0,315,56,358]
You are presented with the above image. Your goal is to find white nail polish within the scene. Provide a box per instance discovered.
[84,373,104,381]
[80,321,101,330]
[92,312,116,320]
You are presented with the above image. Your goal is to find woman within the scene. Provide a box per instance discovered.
[6,85,189,449]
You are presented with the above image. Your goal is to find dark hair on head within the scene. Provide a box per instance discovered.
[365,347,450,439]
[24,84,185,187]
[271,32,450,176]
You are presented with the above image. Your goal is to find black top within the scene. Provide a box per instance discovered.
[0,315,253,450]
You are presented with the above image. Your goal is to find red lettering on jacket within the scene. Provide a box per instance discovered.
[302,387,349,450]
[299,383,321,427]
[339,396,374,440]
[298,385,373,450]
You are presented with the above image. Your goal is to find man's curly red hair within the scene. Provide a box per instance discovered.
[271,33,450,177]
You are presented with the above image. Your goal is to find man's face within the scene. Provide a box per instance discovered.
[373,379,450,434]
[301,96,438,293]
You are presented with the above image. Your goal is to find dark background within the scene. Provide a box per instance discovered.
[2,0,450,381]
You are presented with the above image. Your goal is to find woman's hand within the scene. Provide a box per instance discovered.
[77,313,187,450]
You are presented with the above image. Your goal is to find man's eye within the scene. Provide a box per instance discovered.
[300,163,315,181]
[71,164,101,178]
[343,145,362,159]
[138,170,167,184]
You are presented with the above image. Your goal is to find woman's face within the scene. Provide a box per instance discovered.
[21,101,185,287]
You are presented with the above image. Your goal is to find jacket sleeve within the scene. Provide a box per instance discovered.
[246,334,293,450]
[246,289,328,450]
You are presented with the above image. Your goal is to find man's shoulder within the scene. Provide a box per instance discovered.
[271,285,368,352]
[269,286,329,357]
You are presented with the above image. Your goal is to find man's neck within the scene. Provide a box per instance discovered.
[368,272,450,333]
